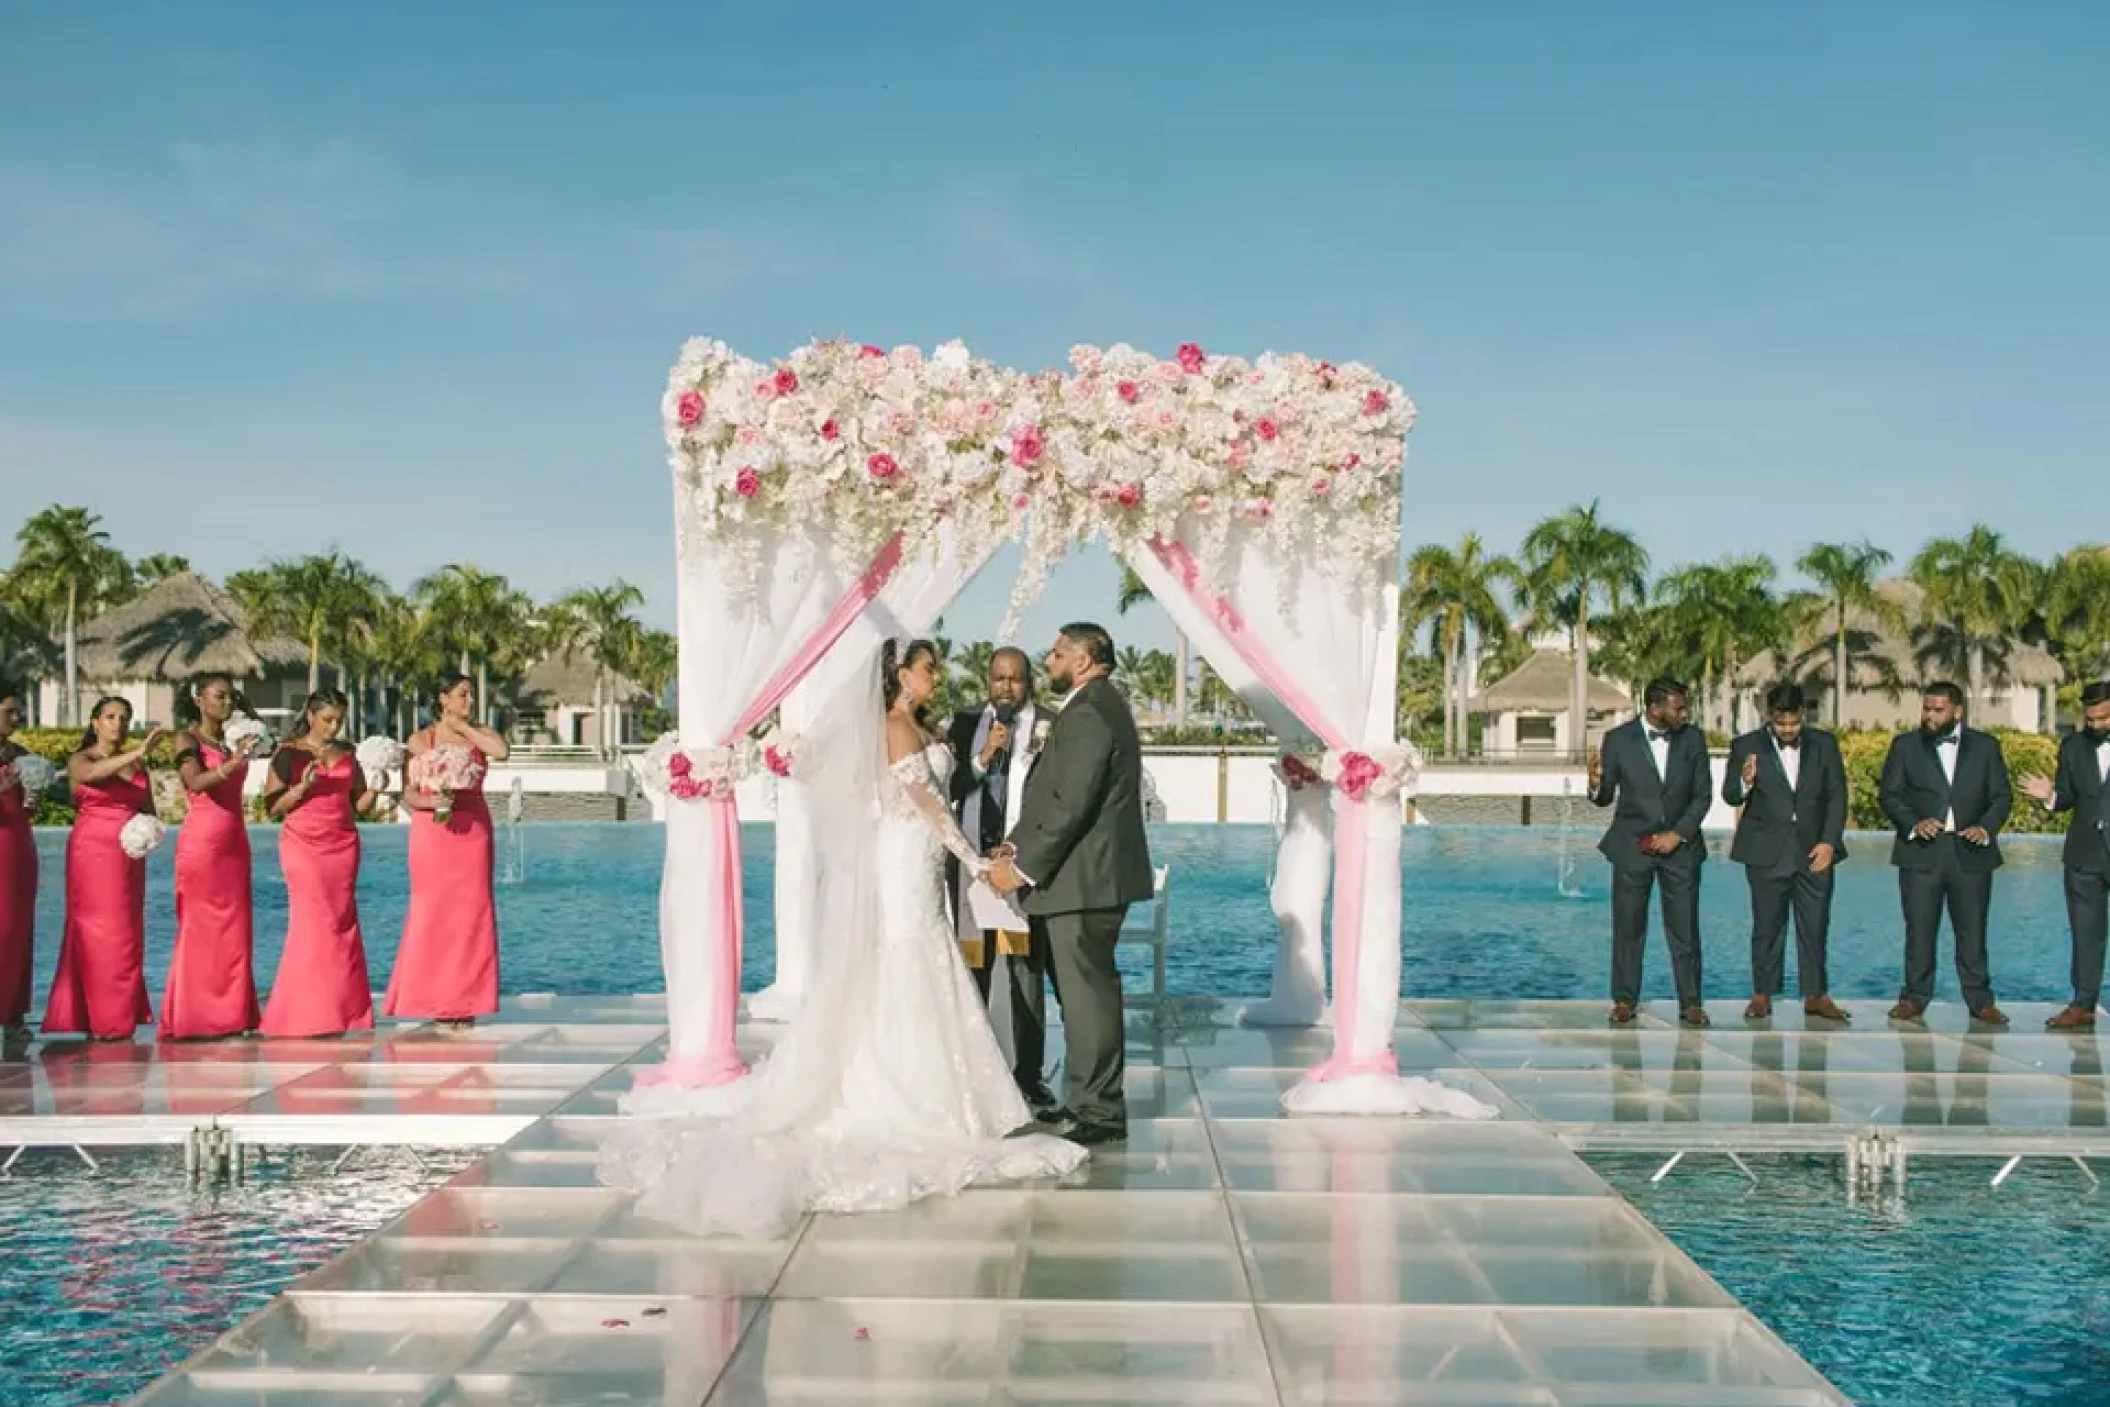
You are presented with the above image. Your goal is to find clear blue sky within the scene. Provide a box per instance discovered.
[3,3,2105,653]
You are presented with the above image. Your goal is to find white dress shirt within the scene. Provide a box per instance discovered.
[1774,734,1802,791]
[1933,729,1959,829]
[1642,720,1670,778]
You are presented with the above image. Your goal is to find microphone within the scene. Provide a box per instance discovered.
[989,700,1020,772]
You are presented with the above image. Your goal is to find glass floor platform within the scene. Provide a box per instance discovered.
[6,995,2099,1403]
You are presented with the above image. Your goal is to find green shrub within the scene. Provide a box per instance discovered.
[1838,728,2064,835]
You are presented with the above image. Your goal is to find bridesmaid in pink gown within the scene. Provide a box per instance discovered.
[160,675,261,1039]
[387,672,507,1030]
[44,697,162,1040]
[261,688,377,1038]
[0,693,37,1045]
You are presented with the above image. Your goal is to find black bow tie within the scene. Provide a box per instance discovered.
[1931,730,1958,746]
[1646,729,1671,743]
[1775,738,1800,751]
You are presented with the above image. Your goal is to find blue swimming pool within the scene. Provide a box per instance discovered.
[24,822,2080,1009]
[1595,1152,2110,1407]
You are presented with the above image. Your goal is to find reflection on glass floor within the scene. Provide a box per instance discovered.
[95,996,1923,1405]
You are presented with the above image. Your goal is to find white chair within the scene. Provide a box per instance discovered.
[1119,865,1172,1004]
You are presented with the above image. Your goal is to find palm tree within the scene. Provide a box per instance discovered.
[2042,546,2110,714]
[955,640,998,702]
[1908,526,2036,715]
[11,505,133,724]
[1657,556,1780,733]
[551,580,646,758]
[1117,566,1190,725]
[133,553,192,586]
[625,627,678,702]
[1519,502,1649,754]
[1789,541,1903,728]
[413,564,536,726]
[230,551,387,694]
[1402,534,1515,758]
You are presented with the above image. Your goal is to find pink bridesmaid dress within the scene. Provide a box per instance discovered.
[0,753,36,1027]
[385,738,500,1021]
[260,749,374,1038]
[43,769,155,1038]
[160,739,259,1038]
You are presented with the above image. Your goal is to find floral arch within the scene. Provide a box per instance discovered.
[637,336,1426,1115]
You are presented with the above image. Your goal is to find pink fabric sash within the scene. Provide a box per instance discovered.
[637,533,908,1091]
[1147,536,1395,1082]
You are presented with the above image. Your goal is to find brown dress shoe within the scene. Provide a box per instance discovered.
[1609,1001,1637,1026]
[1803,996,1852,1023]
[1970,1004,2011,1027]
[1744,995,1773,1020]
[2046,1006,2099,1031]
[1887,999,1926,1022]
[1680,1006,1712,1028]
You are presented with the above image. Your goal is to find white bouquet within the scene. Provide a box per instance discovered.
[120,813,167,859]
[3,754,57,797]
[356,735,405,781]
[223,716,273,759]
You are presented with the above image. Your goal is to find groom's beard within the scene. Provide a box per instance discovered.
[1047,669,1073,695]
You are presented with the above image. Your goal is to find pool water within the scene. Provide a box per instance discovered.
[0,1146,475,1407]
[1594,1152,2110,1407]
[25,822,2079,1007]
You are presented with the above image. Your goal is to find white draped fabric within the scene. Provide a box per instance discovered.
[752,527,999,1022]
[645,526,908,1089]
[1126,530,1489,1117]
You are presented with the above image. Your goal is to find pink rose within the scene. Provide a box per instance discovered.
[1335,751,1383,802]
[1114,483,1142,509]
[774,368,800,396]
[859,344,886,359]
[1280,754,1321,791]
[1154,410,1177,431]
[675,390,706,426]
[1153,361,1184,385]
[1245,497,1275,520]
[668,754,693,779]
[1116,380,1140,404]
[764,746,793,778]
[1338,452,1361,472]
[737,426,760,446]
[1309,476,1332,495]
[1012,494,1030,510]
[1176,342,1206,374]
[1315,361,1337,384]
[820,419,840,441]
[1009,425,1045,466]
[1256,417,1280,442]
[735,467,761,499]
[1191,495,1213,512]
[1362,390,1389,416]
[866,453,899,481]
[1227,444,1252,469]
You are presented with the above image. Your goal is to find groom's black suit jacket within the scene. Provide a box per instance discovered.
[1012,678,1154,916]
[1590,717,1712,870]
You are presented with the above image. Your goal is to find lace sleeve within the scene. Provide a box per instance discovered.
[890,751,988,872]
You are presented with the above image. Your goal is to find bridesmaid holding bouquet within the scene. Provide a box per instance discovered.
[0,692,38,1045]
[160,674,262,1040]
[260,689,377,1038]
[388,672,506,1031]
[44,697,162,1041]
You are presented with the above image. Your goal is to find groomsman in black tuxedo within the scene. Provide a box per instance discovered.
[1720,683,1852,1022]
[1878,681,2013,1026]
[1587,676,1713,1027]
[2021,680,2110,1031]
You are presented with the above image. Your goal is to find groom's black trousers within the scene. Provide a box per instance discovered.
[1031,907,1129,1130]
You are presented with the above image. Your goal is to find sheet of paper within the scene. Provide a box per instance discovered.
[968,878,1029,933]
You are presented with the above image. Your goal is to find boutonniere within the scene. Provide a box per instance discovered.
[1028,717,1055,757]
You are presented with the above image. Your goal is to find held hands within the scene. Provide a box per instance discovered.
[986,849,1026,896]
[1641,831,1683,856]
[1960,826,1991,847]
[1912,818,1944,842]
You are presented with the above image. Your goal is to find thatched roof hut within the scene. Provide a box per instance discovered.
[516,651,652,709]
[73,572,305,681]
[1735,579,2063,692]
[1471,648,1632,714]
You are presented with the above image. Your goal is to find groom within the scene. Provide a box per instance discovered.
[988,623,1154,1147]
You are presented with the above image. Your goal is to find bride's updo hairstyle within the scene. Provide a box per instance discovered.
[881,638,938,720]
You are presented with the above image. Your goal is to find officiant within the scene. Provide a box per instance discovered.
[947,646,1058,1113]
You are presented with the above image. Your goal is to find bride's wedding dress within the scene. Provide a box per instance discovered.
[600,735,1086,1240]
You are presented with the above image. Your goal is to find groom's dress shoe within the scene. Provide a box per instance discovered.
[1054,1120,1127,1148]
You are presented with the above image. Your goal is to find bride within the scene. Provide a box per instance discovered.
[599,638,1088,1238]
